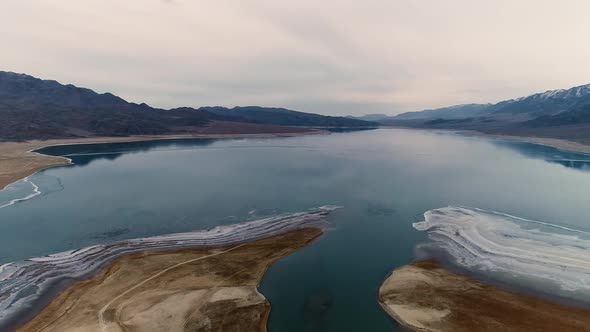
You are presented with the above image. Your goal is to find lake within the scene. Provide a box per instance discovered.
[2,128,590,331]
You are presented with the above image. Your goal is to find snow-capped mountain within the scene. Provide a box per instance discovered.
[515,84,590,102]
[492,83,590,115]
[391,83,590,121]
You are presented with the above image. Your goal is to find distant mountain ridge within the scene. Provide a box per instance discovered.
[393,104,491,120]
[0,71,376,140]
[346,114,391,122]
[511,84,590,103]
[201,106,372,127]
[390,83,590,121]
[380,82,590,144]
[490,84,590,116]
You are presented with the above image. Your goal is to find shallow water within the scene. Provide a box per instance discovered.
[2,129,590,331]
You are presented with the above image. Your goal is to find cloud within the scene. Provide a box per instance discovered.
[1,0,589,115]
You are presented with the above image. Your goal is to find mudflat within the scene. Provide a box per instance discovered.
[379,260,590,332]
[15,228,322,332]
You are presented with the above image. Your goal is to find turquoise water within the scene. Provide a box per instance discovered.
[2,129,590,331]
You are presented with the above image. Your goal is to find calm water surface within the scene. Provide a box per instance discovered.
[2,129,590,331]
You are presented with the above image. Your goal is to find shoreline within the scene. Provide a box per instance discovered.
[0,130,324,191]
[6,127,587,194]
[379,260,590,332]
[457,130,590,154]
[13,228,322,332]
[0,206,338,331]
[384,125,590,154]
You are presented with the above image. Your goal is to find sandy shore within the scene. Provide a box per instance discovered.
[14,228,322,332]
[379,260,590,332]
[0,130,322,191]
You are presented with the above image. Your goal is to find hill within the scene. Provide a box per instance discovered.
[0,71,376,141]
[393,104,491,120]
[200,106,374,127]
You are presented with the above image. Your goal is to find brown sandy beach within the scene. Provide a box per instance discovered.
[0,122,322,191]
[379,260,590,332]
[15,228,322,332]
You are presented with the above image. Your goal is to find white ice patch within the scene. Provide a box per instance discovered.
[0,177,42,209]
[414,206,590,294]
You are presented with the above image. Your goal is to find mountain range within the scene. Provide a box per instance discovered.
[0,71,375,141]
[3,70,590,144]
[370,83,590,144]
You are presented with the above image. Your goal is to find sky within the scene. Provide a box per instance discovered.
[1,0,590,116]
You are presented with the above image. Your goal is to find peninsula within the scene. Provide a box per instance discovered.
[13,228,321,332]
[0,130,320,191]
[0,206,340,331]
[379,260,590,332]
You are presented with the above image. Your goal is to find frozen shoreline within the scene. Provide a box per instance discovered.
[0,205,340,330]
[413,206,590,297]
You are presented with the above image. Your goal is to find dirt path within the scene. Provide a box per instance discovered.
[97,243,248,332]
[16,228,322,332]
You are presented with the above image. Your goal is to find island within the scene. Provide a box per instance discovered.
[378,260,590,332]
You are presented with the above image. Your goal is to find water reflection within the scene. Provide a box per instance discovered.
[3,129,590,332]
[303,288,333,331]
[35,138,218,166]
[492,140,590,172]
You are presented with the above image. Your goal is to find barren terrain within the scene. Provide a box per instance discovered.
[15,228,322,332]
[379,260,590,332]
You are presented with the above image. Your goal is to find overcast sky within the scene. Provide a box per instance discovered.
[2,0,590,115]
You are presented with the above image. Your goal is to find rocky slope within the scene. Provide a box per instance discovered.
[0,71,375,141]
